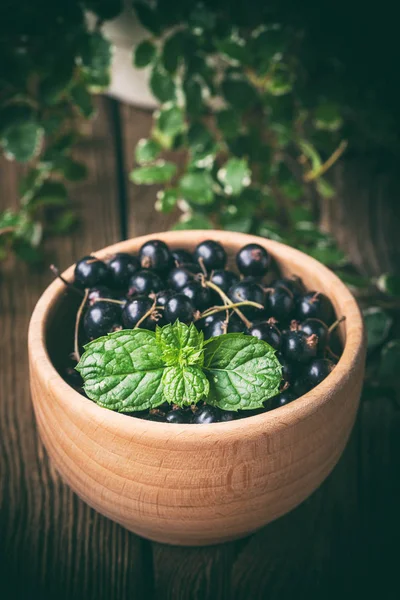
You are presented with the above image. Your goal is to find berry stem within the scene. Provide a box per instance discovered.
[200,300,264,319]
[73,288,89,362]
[50,265,85,297]
[94,297,125,306]
[197,257,208,277]
[204,280,253,328]
[328,315,346,334]
[134,299,159,329]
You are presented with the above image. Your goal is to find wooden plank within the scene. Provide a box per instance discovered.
[0,97,146,600]
[119,104,179,237]
[231,419,362,600]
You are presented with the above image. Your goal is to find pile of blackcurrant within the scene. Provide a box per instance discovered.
[60,239,343,424]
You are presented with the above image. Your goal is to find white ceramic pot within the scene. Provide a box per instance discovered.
[88,7,158,109]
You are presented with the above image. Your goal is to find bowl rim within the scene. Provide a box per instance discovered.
[28,230,365,440]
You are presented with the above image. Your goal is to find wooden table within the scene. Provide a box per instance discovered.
[1,98,399,600]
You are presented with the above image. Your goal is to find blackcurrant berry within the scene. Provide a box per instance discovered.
[296,292,335,324]
[139,239,172,272]
[299,318,329,355]
[276,351,296,383]
[166,409,190,423]
[229,280,265,318]
[194,240,227,271]
[272,389,297,408]
[281,330,318,363]
[83,301,121,340]
[154,290,171,308]
[108,253,140,288]
[122,296,160,330]
[304,358,335,387]
[220,411,236,422]
[210,269,239,294]
[192,405,220,424]
[181,281,212,310]
[291,378,313,397]
[236,243,270,277]
[247,321,281,349]
[74,256,109,287]
[145,412,166,422]
[129,270,164,296]
[164,294,195,324]
[64,367,84,389]
[265,286,294,322]
[273,276,305,299]
[168,265,201,291]
[171,248,193,266]
[87,285,114,305]
[203,314,244,339]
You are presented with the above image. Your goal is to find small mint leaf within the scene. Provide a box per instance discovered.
[203,333,282,411]
[155,321,204,367]
[76,330,165,412]
[162,365,209,406]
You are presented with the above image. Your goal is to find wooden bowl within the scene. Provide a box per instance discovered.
[28,231,365,546]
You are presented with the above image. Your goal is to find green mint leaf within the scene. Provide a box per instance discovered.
[76,330,165,412]
[203,333,282,411]
[155,321,205,367]
[162,365,209,406]
[134,40,157,68]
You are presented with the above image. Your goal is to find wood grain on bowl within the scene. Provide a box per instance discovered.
[28,231,366,545]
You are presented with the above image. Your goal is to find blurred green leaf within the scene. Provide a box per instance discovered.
[0,209,20,229]
[216,109,241,138]
[258,220,284,242]
[30,181,68,207]
[221,78,258,111]
[363,307,393,352]
[135,138,162,164]
[39,61,75,104]
[69,83,95,118]
[216,35,249,63]
[217,158,251,196]
[250,27,286,73]
[376,273,400,298]
[150,66,175,102]
[187,122,213,154]
[179,171,214,204]
[13,240,43,264]
[183,78,204,117]
[56,157,87,181]
[162,31,186,73]
[307,244,347,267]
[133,1,161,36]
[80,31,112,89]
[134,40,156,68]
[264,64,293,96]
[156,105,185,137]
[379,339,400,382]
[1,120,44,162]
[315,177,335,198]
[173,213,213,230]
[47,210,78,234]
[130,161,177,184]
[155,188,178,213]
[314,103,343,132]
